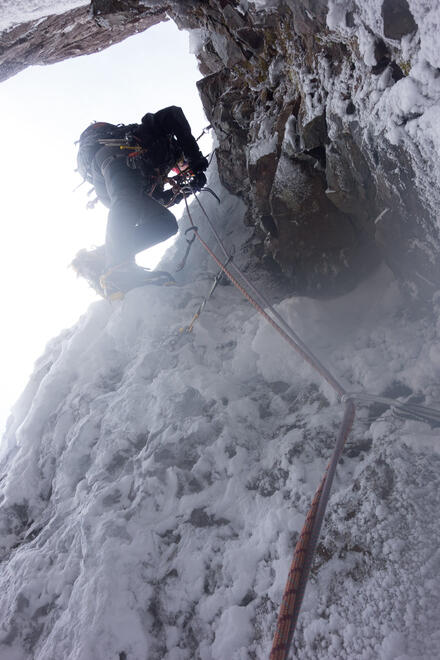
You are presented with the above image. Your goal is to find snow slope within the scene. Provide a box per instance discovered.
[1,159,439,659]
[0,0,88,32]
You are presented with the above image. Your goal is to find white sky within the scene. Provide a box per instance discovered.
[0,20,211,435]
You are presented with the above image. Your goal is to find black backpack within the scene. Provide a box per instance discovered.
[76,122,129,183]
[76,117,183,186]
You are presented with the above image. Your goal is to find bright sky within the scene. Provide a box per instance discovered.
[0,20,211,435]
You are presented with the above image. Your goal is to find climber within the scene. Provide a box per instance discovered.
[74,106,209,298]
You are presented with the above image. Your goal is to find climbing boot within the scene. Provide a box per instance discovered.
[100,262,175,300]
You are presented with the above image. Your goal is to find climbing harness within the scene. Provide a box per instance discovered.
[175,190,440,660]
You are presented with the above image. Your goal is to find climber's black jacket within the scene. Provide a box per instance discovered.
[88,105,207,209]
[77,106,208,267]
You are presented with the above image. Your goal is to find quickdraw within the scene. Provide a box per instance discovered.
[162,167,195,207]
[176,227,198,272]
[195,124,212,142]
[182,255,232,333]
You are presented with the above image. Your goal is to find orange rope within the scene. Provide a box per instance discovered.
[192,193,342,390]
[270,401,356,659]
[183,198,346,398]
[270,475,327,660]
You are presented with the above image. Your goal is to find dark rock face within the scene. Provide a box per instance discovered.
[381,0,417,40]
[188,1,438,299]
[0,0,438,300]
[0,1,168,83]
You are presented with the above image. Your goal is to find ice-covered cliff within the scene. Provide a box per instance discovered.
[1,1,440,658]
[1,162,440,659]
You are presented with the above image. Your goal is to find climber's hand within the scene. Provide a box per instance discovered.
[189,154,209,173]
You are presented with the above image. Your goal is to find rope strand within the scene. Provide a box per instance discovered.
[270,400,356,659]
[187,196,346,397]
[193,193,346,395]
[343,392,440,426]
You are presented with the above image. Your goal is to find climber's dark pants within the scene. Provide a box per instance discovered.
[94,146,178,268]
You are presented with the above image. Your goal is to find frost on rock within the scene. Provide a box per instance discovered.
[0,0,88,32]
[190,0,440,298]
[1,1,440,659]
[1,158,440,659]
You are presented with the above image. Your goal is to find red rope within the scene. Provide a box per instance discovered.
[270,475,327,660]
[192,194,346,396]
[183,198,345,398]
[270,401,356,659]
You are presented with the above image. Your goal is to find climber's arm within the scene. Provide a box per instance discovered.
[153,106,209,172]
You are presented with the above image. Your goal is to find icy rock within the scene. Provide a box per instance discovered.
[381,0,418,41]
[0,187,440,660]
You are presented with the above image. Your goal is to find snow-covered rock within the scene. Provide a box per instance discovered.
[1,2,440,658]
[1,162,440,658]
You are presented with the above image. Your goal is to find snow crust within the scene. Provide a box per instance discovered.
[1,1,440,657]
[1,157,439,658]
[324,0,440,226]
[0,0,88,31]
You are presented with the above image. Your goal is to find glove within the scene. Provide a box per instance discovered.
[191,171,207,192]
[188,153,209,173]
